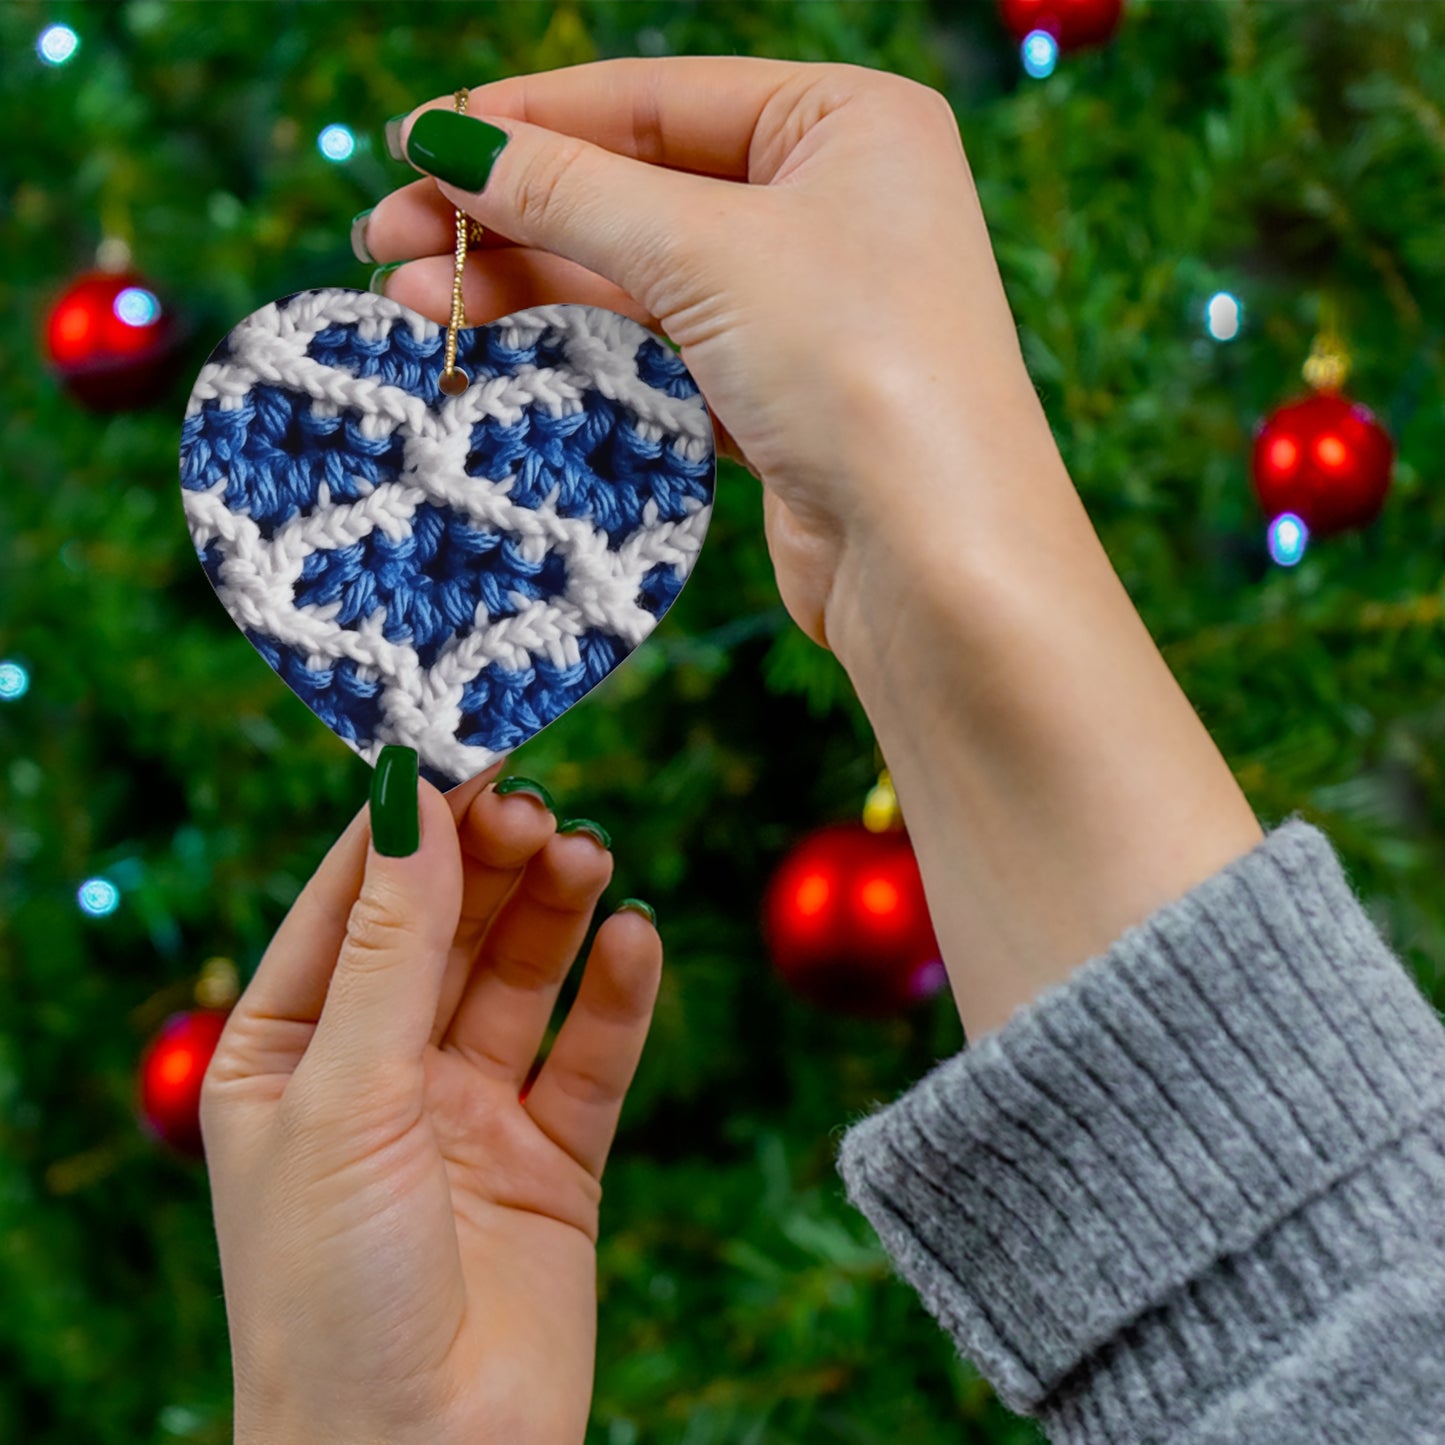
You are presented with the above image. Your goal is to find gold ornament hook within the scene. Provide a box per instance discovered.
[439,88,482,396]
[1302,294,1350,393]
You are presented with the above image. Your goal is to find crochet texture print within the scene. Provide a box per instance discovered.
[179,289,716,790]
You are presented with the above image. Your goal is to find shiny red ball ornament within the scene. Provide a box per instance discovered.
[44,269,181,410]
[137,1009,230,1157]
[763,822,945,1017]
[998,0,1125,49]
[1251,392,1394,537]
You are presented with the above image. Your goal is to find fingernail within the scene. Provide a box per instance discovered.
[558,818,612,851]
[384,113,409,162]
[404,110,510,192]
[350,208,375,264]
[369,261,404,296]
[617,898,656,926]
[370,745,420,857]
[493,775,555,812]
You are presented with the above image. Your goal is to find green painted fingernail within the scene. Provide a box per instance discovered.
[368,261,404,296]
[558,818,612,850]
[617,898,656,925]
[384,113,409,161]
[404,110,510,192]
[350,208,375,264]
[494,775,555,812]
[370,745,419,857]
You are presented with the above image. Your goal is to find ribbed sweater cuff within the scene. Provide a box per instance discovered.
[835,818,1445,1427]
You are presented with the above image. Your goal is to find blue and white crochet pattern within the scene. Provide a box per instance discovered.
[179,289,715,790]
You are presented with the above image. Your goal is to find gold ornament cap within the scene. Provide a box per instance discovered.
[1303,297,1350,392]
[195,956,240,1011]
[863,768,902,833]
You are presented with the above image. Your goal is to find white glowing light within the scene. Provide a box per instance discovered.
[78,877,121,917]
[0,661,29,700]
[38,24,79,66]
[114,287,161,327]
[1022,30,1059,79]
[1206,291,1243,342]
[1267,512,1309,567]
[318,124,356,162]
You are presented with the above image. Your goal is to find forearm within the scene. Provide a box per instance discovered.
[825,382,1262,1040]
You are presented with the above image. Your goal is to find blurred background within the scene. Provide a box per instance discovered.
[2,1,1443,1442]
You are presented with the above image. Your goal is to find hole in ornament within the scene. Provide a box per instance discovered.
[439,367,470,396]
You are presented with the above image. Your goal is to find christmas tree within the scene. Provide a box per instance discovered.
[2,3,1442,1442]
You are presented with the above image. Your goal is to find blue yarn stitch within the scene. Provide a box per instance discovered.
[179,290,715,788]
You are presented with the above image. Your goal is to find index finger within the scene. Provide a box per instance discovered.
[426,54,813,183]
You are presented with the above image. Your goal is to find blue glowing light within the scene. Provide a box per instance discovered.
[37,24,79,66]
[78,877,121,917]
[1267,512,1309,567]
[114,287,161,327]
[1206,291,1243,342]
[318,124,357,162]
[0,661,29,700]
[1022,30,1059,79]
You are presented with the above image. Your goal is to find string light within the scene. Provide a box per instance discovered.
[317,124,356,162]
[1267,512,1309,568]
[1205,291,1242,341]
[0,661,29,701]
[37,24,79,66]
[1022,30,1059,79]
[77,877,121,917]
[114,286,162,327]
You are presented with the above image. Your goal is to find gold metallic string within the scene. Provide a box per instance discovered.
[439,88,482,396]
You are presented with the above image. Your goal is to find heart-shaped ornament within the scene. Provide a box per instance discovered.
[179,289,715,790]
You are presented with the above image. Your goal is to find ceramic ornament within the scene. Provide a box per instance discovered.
[178,288,715,790]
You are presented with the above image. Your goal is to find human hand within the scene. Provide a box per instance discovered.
[359,59,1260,1049]
[360,56,1059,655]
[201,751,661,1445]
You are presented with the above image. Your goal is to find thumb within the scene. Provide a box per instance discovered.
[397,105,740,320]
[304,746,463,1088]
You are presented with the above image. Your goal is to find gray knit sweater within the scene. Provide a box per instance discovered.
[835,819,1445,1443]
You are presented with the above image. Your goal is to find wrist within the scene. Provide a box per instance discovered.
[824,424,1262,1039]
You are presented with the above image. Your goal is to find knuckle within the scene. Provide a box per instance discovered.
[486,941,558,992]
[551,1058,618,1110]
[342,893,409,966]
[817,60,883,93]
[514,134,590,232]
[893,74,959,131]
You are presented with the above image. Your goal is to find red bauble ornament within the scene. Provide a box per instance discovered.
[998,0,1124,50]
[763,822,945,1017]
[137,1009,230,1157]
[1251,391,1394,537]
[44,269,181,410]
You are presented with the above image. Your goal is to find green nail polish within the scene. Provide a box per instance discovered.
[405,110,509,192]
[617,898,656,926]
[558,818,612,850]
[384,113,409,162]
[350,208,375,265]
[370,745,419,857]
[494,775,555,812]
[368,261,404,296]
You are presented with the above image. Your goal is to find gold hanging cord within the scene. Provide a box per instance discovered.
[439,88,484,396]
